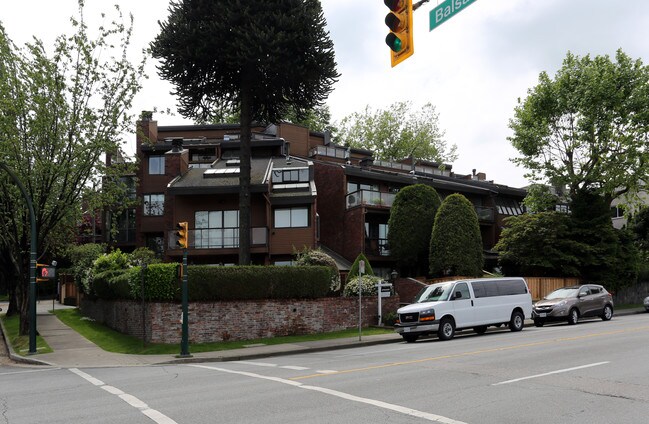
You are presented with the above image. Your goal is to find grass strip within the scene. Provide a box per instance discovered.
[1,313,53,355]
[53,308,395,355]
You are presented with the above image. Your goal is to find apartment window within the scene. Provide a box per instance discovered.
[610,206,624,219]
[274,207,308,228]
[347,181,378,194]
[195,210,239,248]
[143,194,164,216]
[149,155,165,175]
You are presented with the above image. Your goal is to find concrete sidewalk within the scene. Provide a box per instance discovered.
[1,301,646,369]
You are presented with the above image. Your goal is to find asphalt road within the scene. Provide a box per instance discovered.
[1,313,648,424]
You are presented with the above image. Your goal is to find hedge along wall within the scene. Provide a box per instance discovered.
[80,295,401,344]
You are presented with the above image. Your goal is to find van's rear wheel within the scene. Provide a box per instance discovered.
[437,317,455,341]
[402,333,418,343]
[509,311,524,332]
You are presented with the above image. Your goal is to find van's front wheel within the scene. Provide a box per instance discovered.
[509,311,524,332]
[437,317,455,341]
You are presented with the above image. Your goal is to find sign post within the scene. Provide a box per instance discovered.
[358,260,365,341]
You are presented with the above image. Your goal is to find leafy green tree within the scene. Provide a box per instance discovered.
[151,0,338,265]
[336,101,456,163]
[387,184,441,276]
[522,184,558,213]
[0,2,143,333]
[509,50,649,206]
[63,243,106,293]
[429,194,483,277]
[348,252,374,279]
[495,212,581,277]
[627,206,649,258]
[569,189,638,288]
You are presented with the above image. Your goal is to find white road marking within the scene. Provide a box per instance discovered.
[69,368,178,424]
[316,369,338,374]
[281,365,310,370]
[235,361,278,367]
[235,361,322,372]
[492,361,610,386]
[189,364,467,424]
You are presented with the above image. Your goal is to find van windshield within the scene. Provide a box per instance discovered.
[414,283,454,303]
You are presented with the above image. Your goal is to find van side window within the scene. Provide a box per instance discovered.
[498,280,527,295]
[454,283,471,300]
[472,281,486,298]
[484,282,499,297]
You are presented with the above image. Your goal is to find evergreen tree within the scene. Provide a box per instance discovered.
[151,0,339,264]
[429,194,483,277]
[348,252,374,279]
[387,184,441,276]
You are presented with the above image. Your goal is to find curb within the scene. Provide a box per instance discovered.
[0,312,52,366]
[157,336,402,365]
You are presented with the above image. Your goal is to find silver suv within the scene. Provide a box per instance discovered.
[532,285,614,326]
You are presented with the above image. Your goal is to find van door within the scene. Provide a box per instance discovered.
[451,282,475,328]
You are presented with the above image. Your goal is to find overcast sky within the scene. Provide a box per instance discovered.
[3,0,649,188]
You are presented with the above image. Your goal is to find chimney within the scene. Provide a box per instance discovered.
[136,111,158,152]
[165,137,189,176]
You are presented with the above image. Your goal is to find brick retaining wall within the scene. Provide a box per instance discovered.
[81,296,400,344]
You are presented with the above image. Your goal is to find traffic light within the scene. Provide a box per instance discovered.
[384,0,414,67]
[176,221,188,249]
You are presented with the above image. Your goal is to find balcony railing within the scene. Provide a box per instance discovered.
[168,227,268,249]
[346,190,395,209]
[365,237,390,257]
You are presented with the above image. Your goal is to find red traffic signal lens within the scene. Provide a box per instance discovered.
[384,0,404,12]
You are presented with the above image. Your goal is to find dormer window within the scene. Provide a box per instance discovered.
[272,167,309,183]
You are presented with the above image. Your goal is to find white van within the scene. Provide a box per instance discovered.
[395,277,532,342]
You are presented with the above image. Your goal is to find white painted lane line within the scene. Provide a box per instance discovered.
[281,366,310,371]
[69,368,178,424]
[492,361,610,386]
[316,369,338,374]
[189,364,466,424]
[235,361,278,367]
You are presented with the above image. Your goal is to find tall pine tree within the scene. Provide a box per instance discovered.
[151,0,339,264]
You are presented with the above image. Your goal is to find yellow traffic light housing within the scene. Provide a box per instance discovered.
[176,221,188,249]
[384,0,414,67]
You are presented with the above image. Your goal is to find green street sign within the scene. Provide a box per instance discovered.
[430,0,479,31]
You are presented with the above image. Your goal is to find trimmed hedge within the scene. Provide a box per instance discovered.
[185,265,332,301]
[90,264,332,301]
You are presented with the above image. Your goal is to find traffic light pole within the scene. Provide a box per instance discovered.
[0,162,37,354]
[179,248,191,357]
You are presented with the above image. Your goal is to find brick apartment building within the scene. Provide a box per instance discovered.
[105,114,526,277]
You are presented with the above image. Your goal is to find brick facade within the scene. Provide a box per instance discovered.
[80,296,401,344]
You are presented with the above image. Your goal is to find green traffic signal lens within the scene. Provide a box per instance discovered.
[385,33,402,52]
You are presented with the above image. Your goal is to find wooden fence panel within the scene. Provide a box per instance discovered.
[526,277,580,300]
